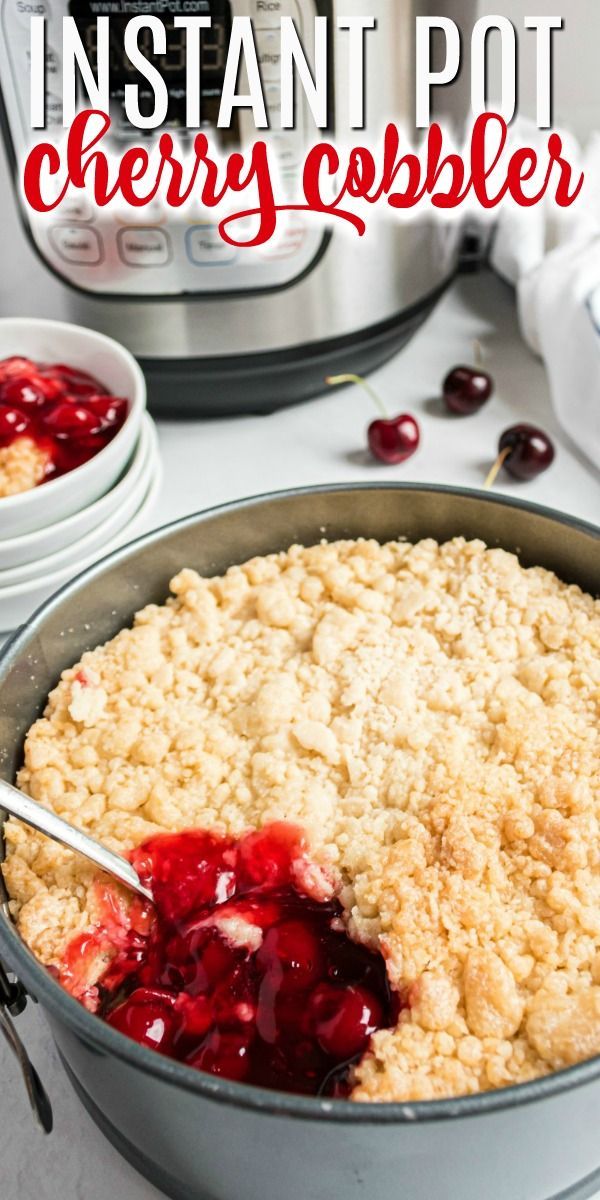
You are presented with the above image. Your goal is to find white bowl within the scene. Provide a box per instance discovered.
[0,318,146,538]
[0,417,158,587]
[0,453,162,632]
[0,414,155,570]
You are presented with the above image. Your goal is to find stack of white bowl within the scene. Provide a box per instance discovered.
[0,319,161,633]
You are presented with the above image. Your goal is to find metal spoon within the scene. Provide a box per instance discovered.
[0,778,153,904]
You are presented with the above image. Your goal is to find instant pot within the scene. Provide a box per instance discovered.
[0,1,477,414]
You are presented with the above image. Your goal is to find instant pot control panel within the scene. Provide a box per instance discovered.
[0,0,330,296]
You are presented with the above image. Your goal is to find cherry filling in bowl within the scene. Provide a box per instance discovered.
[0,356,128,487]
[59,823,398,1097]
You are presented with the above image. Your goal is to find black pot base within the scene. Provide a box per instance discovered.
[60,1052,600,1200]
[141,285,448,418]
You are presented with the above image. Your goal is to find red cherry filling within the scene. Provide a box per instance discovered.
[86,395,129,428]
[189,1028,254,1082]
[308,982,383,1060]
[107,987,178,1054]
[65,823,398,1097]
[0,405,31,439]
[0,356,36,382]
[0,356,128,485]
[257,920,324,993]
[42,401,103,438]
[48,363,110,398]
[132,828,238,924]
[2,378,48,408]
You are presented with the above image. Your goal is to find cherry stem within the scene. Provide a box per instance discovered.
[325,374,389,420]
[484,446,511,491]
[473,340,484,369]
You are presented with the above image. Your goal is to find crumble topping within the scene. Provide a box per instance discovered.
[3,537,599,1102]
[0,436,50,497]
[214,915,264,953]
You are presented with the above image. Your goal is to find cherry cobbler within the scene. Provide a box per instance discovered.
[3,538,600,1101]
[0,356,128,499]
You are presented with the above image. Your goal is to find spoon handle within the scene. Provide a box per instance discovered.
[0,779,153,904]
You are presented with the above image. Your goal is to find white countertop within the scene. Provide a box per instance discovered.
[1,271,599,1200]
[155,272,600,530]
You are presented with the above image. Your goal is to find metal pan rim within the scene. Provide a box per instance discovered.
[1,481,599,1125]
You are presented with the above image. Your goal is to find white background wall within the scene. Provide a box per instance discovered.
[478,0,599,140]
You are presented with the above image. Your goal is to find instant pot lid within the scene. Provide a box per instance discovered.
[1,482,599,1124]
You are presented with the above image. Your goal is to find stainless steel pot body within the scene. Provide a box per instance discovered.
[1,484,600,1200]
[0,2,477,411]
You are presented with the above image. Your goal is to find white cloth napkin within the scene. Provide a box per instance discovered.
[490,127,600,472]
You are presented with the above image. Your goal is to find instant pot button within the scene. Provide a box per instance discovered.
[265,84,282,119]
[45,44,60,79]
[259,215,306,260]
[270,132,302,169]
[252,0,300,25]
[45,91,63,126]
[59,196,94,222]
[49,225,103,265]
[11,0,51,27]
[256,30,281,82]
[185,226,238,266]
[117,227,171,267]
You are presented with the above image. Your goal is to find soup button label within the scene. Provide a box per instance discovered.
[117,228,171,267]
[49,225,103,265]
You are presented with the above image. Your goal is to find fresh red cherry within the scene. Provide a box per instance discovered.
[368,415,420,465]
[498,424,556,480]
[443,365,494,415]
[486,423,556,488]
[308,982,383,1060]
[326,373,420,466]
[0,404,30,440]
